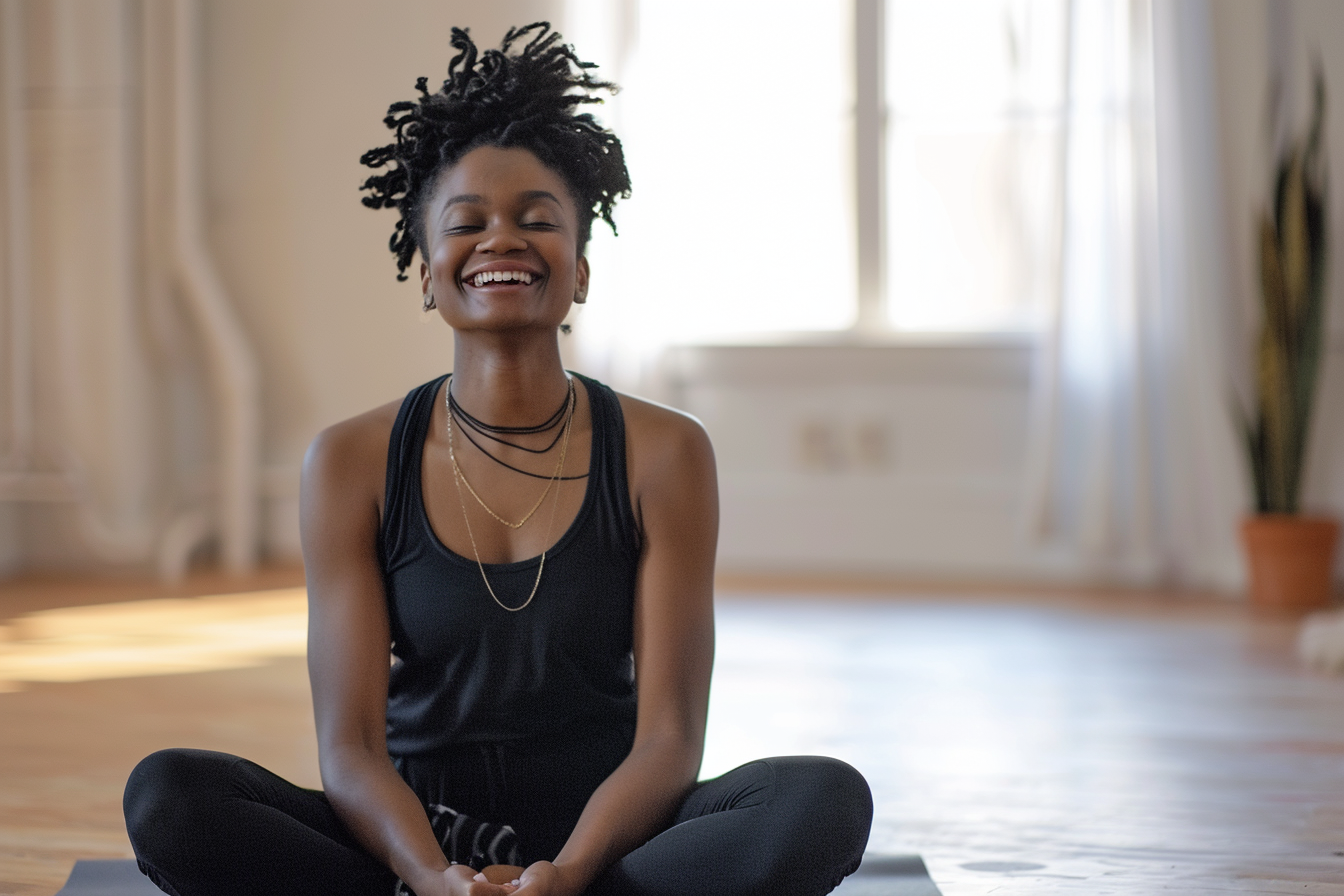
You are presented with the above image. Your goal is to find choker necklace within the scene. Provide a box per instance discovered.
[449,382,570,440]
[446,379,574,528]
[455,400,570,454]
[448,376,588,481]
[447,384,575,612]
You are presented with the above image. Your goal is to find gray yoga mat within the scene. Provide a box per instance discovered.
[52,861,161,896]
[833,854,943,896]
[54,854,941,896]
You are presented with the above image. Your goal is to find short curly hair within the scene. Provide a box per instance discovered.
[359,22,632,281]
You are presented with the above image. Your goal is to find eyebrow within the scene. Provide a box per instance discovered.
[443,190,564,209]
[520,190,564,207]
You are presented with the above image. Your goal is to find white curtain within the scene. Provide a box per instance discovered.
[1023,0,1246,590]
[0,0,260,577]
[0,0,163,567]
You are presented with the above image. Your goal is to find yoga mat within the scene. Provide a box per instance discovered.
[52,861,162,896]
[833,854,943,896]
[54,854,941,896]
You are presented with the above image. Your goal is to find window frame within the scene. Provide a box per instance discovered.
[853,0,1062,341]
[853,0,887,334]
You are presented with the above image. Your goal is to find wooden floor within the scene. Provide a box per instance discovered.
[2,571,1342,895]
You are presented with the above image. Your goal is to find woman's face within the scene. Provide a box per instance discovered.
[420,145,589,335]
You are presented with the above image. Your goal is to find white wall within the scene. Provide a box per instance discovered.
[666,342,1088,581]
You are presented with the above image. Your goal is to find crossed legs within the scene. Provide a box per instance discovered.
[124,749,872,896]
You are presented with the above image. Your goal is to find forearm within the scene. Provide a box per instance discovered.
[547,734,701,895]
[322,745,450,893]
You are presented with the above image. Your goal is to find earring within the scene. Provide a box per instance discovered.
[423,291,436,312]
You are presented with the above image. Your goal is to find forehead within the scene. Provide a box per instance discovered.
[431,145,577,213]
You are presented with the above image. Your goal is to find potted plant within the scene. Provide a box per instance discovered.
[1238,66,1338,612]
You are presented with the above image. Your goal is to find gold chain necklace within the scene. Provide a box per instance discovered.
[446,379,573,529]
[446,381,575,612]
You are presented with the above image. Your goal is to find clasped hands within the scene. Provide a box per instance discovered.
[441,860,568,896]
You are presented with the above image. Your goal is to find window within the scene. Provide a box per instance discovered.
[883,1,1065,331]
[566,0,1068,346]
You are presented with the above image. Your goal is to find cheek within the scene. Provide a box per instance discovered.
[429,242,462,284]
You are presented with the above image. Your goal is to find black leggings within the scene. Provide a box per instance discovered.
[123,747,872,896]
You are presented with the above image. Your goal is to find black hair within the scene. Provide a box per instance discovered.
[359,22,631,281]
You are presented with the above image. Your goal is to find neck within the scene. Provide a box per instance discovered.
[449,329,571,425]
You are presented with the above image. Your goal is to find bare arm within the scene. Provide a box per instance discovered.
[302,413,508,896]
[520,402,718,896]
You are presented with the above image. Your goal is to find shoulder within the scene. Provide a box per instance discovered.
[614,391,715,472]
[304,398,402,479]
[612,390,717,526]
[301,397,404,513]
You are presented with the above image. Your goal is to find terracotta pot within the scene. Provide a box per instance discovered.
[1240,514,1340,612]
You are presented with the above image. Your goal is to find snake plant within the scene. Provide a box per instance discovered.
[1241,66,1330,514]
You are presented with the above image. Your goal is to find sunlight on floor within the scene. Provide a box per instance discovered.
[0,588,307,690]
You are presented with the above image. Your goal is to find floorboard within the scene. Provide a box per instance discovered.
[1,574,1341,895]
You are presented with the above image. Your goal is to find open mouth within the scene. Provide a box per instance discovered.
[468,270,537,288]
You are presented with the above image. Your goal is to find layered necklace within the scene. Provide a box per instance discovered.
[445,376,576,611]
[449,380,588,482]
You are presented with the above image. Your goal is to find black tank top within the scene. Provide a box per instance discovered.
[379,373,641,755]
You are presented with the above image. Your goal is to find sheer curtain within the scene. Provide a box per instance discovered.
[1022,0,1245,589]
[564,0,856,391]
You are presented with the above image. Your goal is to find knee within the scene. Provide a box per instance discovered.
[745,757,873,895]
[771,756,873,840]
[123,749,234,851]
[817,757,872,812]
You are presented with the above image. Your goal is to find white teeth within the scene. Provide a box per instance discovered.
[471,271,534,287]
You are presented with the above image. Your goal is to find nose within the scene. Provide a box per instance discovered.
[475,224,528,254]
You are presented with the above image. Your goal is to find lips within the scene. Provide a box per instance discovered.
[463,266,543,288]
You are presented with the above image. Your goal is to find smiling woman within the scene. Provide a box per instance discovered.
[423,148,590,337]
[119,22,871,896]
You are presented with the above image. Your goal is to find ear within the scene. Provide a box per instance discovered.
[419,260,431,296]
[574,256,590,304]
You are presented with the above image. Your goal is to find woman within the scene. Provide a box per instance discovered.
[123,23,872,896]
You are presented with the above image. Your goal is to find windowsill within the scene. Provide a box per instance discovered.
[661,331,1036,388]
[663,327,1039,350]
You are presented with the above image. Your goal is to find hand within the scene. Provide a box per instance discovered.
[510,861,570,896]
[478,865,525,887]
[486,859,559,896]
[510,859,580,896]
[428,863,519,896]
